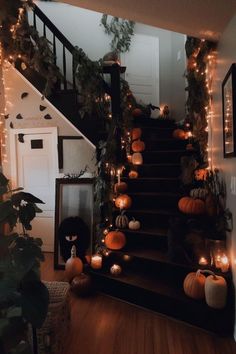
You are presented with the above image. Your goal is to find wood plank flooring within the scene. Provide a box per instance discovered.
[40,253,236,354]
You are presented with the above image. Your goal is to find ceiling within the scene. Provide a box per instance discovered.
[55,0,236,41]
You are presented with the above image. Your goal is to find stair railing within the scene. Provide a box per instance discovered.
[31,4,76,91]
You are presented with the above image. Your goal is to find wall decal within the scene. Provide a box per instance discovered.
[10,122,14,129]
[18,134,25,143]
[21,92,29,99]
[40,105,47,111]
[44,114,52,120]
[16,114,23,119]
[4,114,9,119]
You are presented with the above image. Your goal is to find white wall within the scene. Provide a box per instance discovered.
[35,1,186,120]
[2,64,96,178]
[211,15,236,338]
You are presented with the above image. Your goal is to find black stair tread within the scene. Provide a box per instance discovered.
[125,208,178,215]
[122,227,167,237]
[127,192,180,197]
[142,149,193,153]
[123,177,179,181]
[136,163,180,167]
[123,247,169,263]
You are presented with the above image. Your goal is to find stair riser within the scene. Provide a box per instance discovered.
[135,165,181,178]
[128,194,179,209]
[118,210,172,229]
[134,117,176,128]
[144,140,187,151]
[142,151,186,164]
[142,129,174,140]
[117,232,167,251]
[125,179,180,193]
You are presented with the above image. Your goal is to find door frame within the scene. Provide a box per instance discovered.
[9,127,58,189]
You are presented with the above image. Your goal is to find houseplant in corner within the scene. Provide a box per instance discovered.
[0,170,49,354]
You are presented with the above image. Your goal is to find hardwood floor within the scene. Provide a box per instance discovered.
[41,253,236,354]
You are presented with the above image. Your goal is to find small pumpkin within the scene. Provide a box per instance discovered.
[115,194,132,209]
[132,152,143,165]
[194,168,208,181]
[110,264,122,276]
[129,170,138,179]
[105,230,126,250]
[172,129,187,140]
[203,270,227,309]
[132,139,145,152]
[114,182,128,194]
[190,188,208,200]
[132,108,142,117]
[128,218,141,230]
[131,127,142,140]
[183,270,206,299]
[71,273,92,297]
[65,245,83,282]
[115,210,129,229]
[178,196,205,215]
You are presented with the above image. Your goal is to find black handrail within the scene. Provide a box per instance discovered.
[32,4,76,91]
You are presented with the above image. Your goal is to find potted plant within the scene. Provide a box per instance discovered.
[0,171,49,354]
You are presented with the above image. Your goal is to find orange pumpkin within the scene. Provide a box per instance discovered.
[114,182,128,194]
[115,194,132,209]
[105,230,126,250]
[65,245,83,282]
[129,170,138,179]
[194,168,208,181]
[132,108,142,117]
[132,139,145,152]
[131,127,142,140]
[132,152,143,165]
[183,270,206,299]
[172,129,187,140]
[178,197,205,214]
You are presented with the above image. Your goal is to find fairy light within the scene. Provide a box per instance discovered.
[0,43,8,165]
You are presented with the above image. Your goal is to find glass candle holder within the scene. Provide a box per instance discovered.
[90,254,102,269]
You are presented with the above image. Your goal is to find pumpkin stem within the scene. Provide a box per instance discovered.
[197,269,217,279]
[71,245,77,258]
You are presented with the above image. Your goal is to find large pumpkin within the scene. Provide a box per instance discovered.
[105,230,126,250]
[65,245,83,282]
[132,139,145,152]
[178,197,205,215]
[115,194,132,209]
[114,182,128,194]
[131,127,142,140]
[183,270,206,299]
[132,152,143,165]
[172,129,187,140]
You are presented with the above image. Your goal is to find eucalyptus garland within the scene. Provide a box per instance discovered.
[101,14,135,53]
[185,36,216,164]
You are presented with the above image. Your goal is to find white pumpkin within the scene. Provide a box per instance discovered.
[131,152,143,165]
[128,218,141,230]
[203,270,227,309]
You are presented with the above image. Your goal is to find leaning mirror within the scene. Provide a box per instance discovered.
[54,178,94,269]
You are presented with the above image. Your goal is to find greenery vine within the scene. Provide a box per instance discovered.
[100,14,135,53]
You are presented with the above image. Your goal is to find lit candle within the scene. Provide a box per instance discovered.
[199,256,208,266]
[91,254,102,269]
[220,255,229,273]
[117,169,121,184]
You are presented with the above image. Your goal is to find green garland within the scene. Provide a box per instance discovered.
[185,36,216,164]
[100,14,135,53]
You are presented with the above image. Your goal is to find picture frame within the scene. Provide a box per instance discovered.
[222,63,236,158]
[54,178,94,270]
[58,135,84,169]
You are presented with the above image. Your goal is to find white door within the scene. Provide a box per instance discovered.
[121,34,159,117]
[12,128,58,252]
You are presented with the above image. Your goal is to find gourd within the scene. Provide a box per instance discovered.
[172,129,187,140]
[115,211,129,229]
[110,264,122,275]
[65,245,83,282]
[129,170,138,179]
[190,188,208,200]
[178,196,205,215]
[115,194,132,209]
[203,270,227,309]
[132,108,142,117]
[183,270,206,299]
[131,127,142,140]
[132,152,143,165]
[105,230,126,250]
[132,139,145,152]
[128,218,141,230]
[71,273,92,297]
[114,182,128,194]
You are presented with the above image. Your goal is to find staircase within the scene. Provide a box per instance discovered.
[91,116,235,335]
[14,5,234,335]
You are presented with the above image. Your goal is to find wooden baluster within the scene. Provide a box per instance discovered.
[63,46,67,90]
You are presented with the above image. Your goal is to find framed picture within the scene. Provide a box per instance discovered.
[54,178,94,269]
[58,135,84,169]
[222,63,236,157]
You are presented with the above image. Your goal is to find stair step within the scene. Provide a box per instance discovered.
[119,228,168,250]
[141,127,176,140]
[134,116,176,128]
[90,268,234,335]
[127,192,180,209]
[134,163,181,178]
[144,139,188,151]
[142,149,194,163]
[123,177,180,193]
